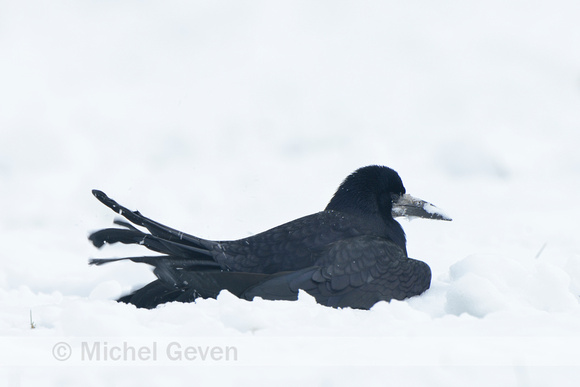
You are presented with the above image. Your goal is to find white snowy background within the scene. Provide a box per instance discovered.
[1,1,580,386]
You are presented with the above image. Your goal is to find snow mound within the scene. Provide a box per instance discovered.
[445,254,579,317]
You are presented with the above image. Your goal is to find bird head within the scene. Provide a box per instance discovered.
[325,165,451,222]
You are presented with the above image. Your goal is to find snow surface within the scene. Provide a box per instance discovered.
[2,1,580,386]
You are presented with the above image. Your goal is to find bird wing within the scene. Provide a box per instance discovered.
[242,236,431,309]
[216,211,376,273]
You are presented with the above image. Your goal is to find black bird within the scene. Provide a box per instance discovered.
[89,165,451,309]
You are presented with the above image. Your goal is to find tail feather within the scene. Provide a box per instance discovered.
[89,255,221,270]
[112,219,140,231]
[89,190,221,271]
[89,227,213,259]
[91,190,212,250]
[89,190,227,287]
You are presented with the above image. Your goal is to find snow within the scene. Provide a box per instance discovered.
[2,0,580,385]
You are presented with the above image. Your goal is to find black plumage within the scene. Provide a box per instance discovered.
[89,165,450,309]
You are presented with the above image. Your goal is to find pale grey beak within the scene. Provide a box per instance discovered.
[391,194,452,221]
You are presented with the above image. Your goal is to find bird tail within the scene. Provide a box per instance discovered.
[88,190,223,281]
[88,190,305,308]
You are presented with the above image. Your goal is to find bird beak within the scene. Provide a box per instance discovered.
[391,194,452,221]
